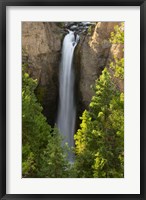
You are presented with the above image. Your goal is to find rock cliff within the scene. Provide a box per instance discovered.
[22,22,124,126]
[22,22,63,125]
[75,22,124,117]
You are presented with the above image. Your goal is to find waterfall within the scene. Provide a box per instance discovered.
[57,30,79,161]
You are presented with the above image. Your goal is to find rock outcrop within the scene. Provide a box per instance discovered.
[22,22,64,125]
[75,22,123,116]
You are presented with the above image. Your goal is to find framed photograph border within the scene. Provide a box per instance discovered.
[0,0,145,199]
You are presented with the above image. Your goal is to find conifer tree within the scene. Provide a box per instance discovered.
[74,68,124,178]
[22,65,70,178]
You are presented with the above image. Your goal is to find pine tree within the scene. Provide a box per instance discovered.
[74,68,124,178]
[38,127,71,178]
[22,65,51,177]
[22,65,71,178]
[110,22,124,44]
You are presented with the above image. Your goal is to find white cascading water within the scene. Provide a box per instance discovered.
[57,31,79,161]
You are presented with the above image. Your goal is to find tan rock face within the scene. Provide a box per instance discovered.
[22,22,63,125]
[109,44,124,60]
[76,22,122,109]
[22,22,63,84]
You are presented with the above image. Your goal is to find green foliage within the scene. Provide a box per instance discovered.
[110,23,124,44]
[74,68,124,178]
[22,65,70,178]
[87,26,92,35]
[35,85,47,105]
[56,22,65,28]
[110,58,124,80]
[38,127,71,178]
[22,149,36,177]
[22,65,49,177]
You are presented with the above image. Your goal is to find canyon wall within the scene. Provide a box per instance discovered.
[22,22,124,126]
[22,22,64,125]
[75,22,124,116]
